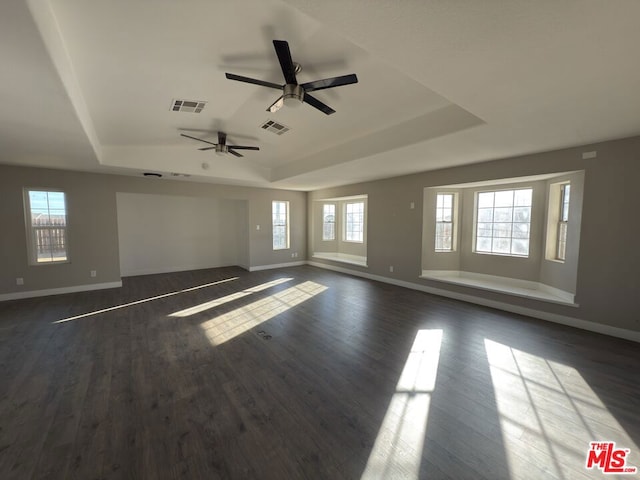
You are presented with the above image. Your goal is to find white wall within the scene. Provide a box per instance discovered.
[116,192,247,276]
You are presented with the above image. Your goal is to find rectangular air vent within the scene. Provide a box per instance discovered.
[260,119,290,135]
[171,99,206,113]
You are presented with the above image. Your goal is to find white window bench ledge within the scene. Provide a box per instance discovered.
[312,252,367,267]
[420,270,577,307]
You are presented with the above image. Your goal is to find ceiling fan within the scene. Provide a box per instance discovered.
[180,132,259,157]
[225,40,358,115]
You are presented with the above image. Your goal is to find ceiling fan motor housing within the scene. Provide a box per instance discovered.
[283,84,304,106]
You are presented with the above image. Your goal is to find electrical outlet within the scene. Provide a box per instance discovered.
[410,202,415,209]
[16,277,24,286]
[389,266,394,273]
[90,270,97,278]
[256,224,260,230]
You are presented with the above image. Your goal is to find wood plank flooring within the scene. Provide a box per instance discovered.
[0,265,638,479]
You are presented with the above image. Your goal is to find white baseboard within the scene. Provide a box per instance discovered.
[307,261,640,344]
[249,261,306,272]
[0,281,123,302]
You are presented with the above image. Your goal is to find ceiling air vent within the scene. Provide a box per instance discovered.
[260,119,290,135]
[171,99,206,113]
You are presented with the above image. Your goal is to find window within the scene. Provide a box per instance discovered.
[322,204,336,241]
[435,193,455,251]
[24,189,69,264]
[344,202,364,243]
[272,201,289,250]
[475,188,532,257]
[557,184,570,260]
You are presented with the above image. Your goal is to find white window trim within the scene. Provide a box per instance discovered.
[473,187,533,258]
[435,192,457,252]
[343,201,365,244]
[23,187,70,266]
[272,200,290,250]
[322,203,336,241]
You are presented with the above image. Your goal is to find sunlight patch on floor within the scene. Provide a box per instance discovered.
[53,277,239,323]
[484,339,639,479]
[169,277,293,317]
[361,329,443,480]
[199,280,328,346]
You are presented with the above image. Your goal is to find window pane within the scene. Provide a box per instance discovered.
[322,204,335,241]
[477,223,493,237]
[435,194,455,252]
[345,202,364,242]
[557,222,568,260]
[27,190,69,263]
[514,189,532,206]
[493,238,511,254]
[272,201,289,249]
[474,188,532,258]
[478,208,493,222]
[512,239,530,256]
[478,192,494,208]
[494,190,514,207]
[494,207,512,222]
[476,237,492,252]
[493,223,512,238]
[513,207,531,223]
[512,223,530,239]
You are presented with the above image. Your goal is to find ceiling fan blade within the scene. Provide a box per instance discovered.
[181,133,218,146]
[198,147,217,151]
[273,40,297,85]
[303,93,336,115]
[301,73,359,92]
[228,145,259,151]
[228,149,244,157]
[225,73,282,90]
[267,96,284,113]
[218,131,227,146]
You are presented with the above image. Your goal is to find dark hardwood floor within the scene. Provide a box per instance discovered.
[1,265,638,479]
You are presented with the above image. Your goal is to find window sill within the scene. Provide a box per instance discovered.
[313,252,367,267]
[420,270,577,307]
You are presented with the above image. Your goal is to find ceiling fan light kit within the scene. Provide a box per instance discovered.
[225,39,358,115]
[181,132,259,158]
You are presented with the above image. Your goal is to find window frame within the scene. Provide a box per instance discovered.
[343,201,365,243]
[435,192,456,252]
[556,183,570,261]
[474,187,533,258]
[23,188,70,265]
[272,200,290,250]
[322,203,336,241]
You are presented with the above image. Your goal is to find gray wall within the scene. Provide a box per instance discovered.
[308,136,640,332]
[116,193,248,276]
[0,165,306,295]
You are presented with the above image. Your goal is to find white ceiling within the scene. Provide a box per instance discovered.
[2,0,640,191]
